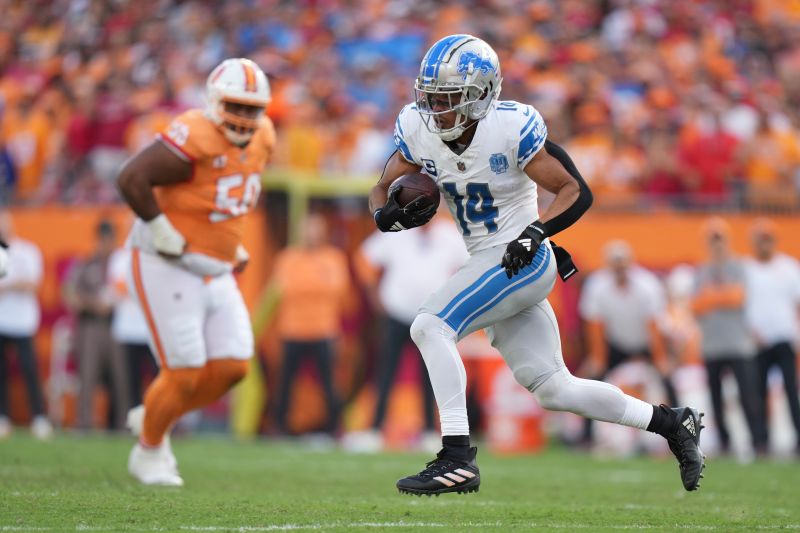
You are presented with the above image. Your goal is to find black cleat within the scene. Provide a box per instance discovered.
[397,447,480,496]
[665,407,706,491]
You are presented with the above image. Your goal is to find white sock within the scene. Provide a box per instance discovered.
[619,396,655,430]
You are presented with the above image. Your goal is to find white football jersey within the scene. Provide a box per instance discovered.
[394,100,547,254]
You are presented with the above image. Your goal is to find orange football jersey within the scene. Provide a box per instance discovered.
[156,110,276,262]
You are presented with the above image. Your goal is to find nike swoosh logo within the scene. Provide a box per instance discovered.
[522,108,530,116]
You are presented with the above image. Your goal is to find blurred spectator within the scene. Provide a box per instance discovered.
[0,86,50,203]
[0,1,799,208]
[692,218,766,455]
[565,103,613,203]
[579,240,675,403]
[108,246,157,408]
[745,219,800,455]
[660,265,702,369]
[678,112,740,207]
[0,210,51,439]
[343,214,468,452]
[643,128,685,206]
[271,213,350,437]
[63,220,129,430]
[578,240,675,445]
[738,112,800,210]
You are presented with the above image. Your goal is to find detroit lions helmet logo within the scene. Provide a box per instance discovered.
[457,51,495,78]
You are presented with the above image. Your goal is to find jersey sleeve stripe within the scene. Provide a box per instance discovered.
[157,133,195,162]
[395,135,415,163]
[517,121,547,167]
[519,112,536,136]
[394,117,416,163]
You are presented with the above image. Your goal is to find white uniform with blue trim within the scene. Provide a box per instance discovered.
[395,100,546,255]
[395,100,558,345]
[395,34,657,446]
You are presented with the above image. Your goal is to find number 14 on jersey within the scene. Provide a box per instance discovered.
[442,182,498,236]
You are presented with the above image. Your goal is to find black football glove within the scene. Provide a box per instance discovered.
[373,186,437,232]
[501,221,547,278]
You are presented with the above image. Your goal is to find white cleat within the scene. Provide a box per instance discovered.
[30,416,53,441]
[126,405,177,469]
[0,416,11,440]
[128,443,184,487]
[341,429,383,453]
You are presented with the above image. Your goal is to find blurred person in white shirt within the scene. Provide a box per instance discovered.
[0,210,51,440]
[745,219,800,454]
[579,241,672,390]
[108,247,157,408]
[579,240,674,446]
[344,212,468,452]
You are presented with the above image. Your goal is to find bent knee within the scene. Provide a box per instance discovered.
[409,313,455,346]
[165,367,203,396]
[530,368,572,411]
[209,358,250,386]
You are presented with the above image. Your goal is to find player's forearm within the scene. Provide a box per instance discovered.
[539,179,581,227]
[117,171,162,221]
[368,184,389,214]
[537,140,593,237]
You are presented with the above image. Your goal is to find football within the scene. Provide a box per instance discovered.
[388,172,440,210]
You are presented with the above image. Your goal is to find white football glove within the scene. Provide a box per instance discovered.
[0,242,8,278]
[147,214,186,257]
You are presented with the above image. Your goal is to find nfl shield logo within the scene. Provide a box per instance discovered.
[489,153,508,174]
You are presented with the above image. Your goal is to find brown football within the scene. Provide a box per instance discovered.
[388,172,440,210]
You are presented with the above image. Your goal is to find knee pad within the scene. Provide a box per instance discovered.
[410,313,456,348]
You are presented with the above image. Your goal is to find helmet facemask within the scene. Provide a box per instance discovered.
[415,83,479,141]
[212,99,265,147]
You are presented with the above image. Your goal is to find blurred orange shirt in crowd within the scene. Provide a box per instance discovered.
[743,129,800,185]
[0,106,50,200]
[273,245,350,340]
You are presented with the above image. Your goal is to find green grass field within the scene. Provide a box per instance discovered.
[1,433,798,532]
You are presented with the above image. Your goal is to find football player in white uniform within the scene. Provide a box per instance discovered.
[370,34,705,496]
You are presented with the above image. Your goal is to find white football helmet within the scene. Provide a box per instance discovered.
[205,58,271,146]
[414,34,503,141]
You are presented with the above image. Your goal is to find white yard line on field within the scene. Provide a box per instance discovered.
[3,523,799,531]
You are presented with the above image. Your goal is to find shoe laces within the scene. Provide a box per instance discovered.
[417,450,464,480]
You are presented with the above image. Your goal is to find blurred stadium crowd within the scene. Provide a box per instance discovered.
[0,0,799,462]
[2,0,800,207]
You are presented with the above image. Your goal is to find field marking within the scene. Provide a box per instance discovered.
[3,524,799,531]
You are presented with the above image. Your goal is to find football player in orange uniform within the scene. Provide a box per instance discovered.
[117,58,276,486]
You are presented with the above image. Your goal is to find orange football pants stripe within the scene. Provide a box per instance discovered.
[131,249,168,368]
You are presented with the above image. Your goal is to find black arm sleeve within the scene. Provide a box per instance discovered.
[539,139,593,237]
